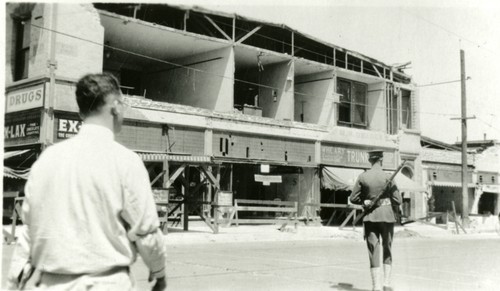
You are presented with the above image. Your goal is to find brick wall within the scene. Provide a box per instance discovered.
[213,131,315,164]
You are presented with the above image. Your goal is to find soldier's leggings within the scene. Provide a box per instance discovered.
[364,222,394,268]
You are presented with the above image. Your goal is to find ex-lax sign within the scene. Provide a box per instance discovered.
[6,84,45,113]
[57,118,82,139]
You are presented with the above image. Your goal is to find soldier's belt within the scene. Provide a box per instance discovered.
[377,198,391,206]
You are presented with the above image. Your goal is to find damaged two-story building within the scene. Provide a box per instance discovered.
[4,3,425,228]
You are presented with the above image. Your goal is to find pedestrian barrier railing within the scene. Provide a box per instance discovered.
[303,203,363,230]
[225,199,298,230]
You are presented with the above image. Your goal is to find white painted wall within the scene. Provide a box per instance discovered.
[55,4,104,80]
[259,61,294,120]
[294,70,335,126]
[367,82,386,132]
[143,46,234,112]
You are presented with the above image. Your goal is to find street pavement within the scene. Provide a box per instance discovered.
[2,223,500,290]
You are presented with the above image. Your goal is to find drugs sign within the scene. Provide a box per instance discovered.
[6,84,45,113]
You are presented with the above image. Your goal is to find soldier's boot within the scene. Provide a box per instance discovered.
[383,264,393,291]
[370,267,381,291]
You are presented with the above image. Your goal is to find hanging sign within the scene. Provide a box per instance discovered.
[255,174,282,186]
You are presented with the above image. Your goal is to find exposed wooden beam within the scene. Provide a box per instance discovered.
[200,165,220,190]
[150,170,166,186]
[204,15,232,41]
[236,25,263,44]
[372,64,383,78]
[167,165,186,187]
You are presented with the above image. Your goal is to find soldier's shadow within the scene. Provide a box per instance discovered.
[330,282,371,291]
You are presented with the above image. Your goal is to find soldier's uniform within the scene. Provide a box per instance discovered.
[349,150,401,291]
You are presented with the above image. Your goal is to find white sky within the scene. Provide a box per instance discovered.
[164,0,500,144]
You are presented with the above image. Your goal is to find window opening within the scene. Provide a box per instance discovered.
[336,78,367,128]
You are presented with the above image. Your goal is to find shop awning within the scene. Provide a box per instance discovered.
[322,167,364,190]
[481,184,500,193]
[135,151,212,163]
[4,167,30,180]
[430,181,476,188]
[322,167,427,192]
[3,149,31,159]
[393,173,426,192]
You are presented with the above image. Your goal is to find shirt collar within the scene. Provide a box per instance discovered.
[78,124,114,141]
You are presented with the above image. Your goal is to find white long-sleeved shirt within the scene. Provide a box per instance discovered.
[8,124,166,282]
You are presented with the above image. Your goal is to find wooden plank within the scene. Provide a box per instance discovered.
[339,209,356,230]
[303,202,362,210]
[234,206,297,212]
[236,25,263,44]
[200,166,220,190]
[204,15,231,40]
[235,199,297,206]
[234,219,291,224]
[168,165,186,186]
[372,64,383,78]
[326,210,337,226]
[150,170,166,186]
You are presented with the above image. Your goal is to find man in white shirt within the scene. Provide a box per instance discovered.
[8,73,167,290]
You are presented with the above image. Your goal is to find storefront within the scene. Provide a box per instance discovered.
[472,172,500,215]
[4,83,45,221]
[319,144,424,222]
[426,166,475,216]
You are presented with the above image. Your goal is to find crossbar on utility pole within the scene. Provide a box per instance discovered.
[449,50,476,228]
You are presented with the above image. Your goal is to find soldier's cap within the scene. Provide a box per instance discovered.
[367,150,384,159]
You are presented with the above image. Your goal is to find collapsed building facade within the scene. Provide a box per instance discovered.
[4,3,425,227]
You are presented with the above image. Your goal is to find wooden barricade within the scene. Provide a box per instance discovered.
[226,199,298,230]
[303,203,363,230]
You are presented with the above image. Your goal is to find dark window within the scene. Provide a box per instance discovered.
[120,69,142,96]
[401,89,412,129]
[336,78,367,128]
[14,18,31,81]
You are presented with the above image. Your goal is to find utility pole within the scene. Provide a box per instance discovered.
[451,50,475,227]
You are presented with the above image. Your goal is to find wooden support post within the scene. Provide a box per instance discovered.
[232,17,236,41]
[229,164,233,192]
[451,201,460,234]
[235,200,239,227]
[161,160,169,234]
[183,166,190,231]
[352,210,357,230]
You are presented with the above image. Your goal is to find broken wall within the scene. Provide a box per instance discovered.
[143,46,234,112]
[294,70,335,126]
[259,61,294,120]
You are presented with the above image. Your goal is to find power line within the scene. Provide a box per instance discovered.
[402,8,500,60]
[475,116,500,134]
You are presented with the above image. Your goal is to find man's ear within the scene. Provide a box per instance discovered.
[111,100,120,116]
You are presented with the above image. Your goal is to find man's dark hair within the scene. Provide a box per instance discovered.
[75,73,121,116]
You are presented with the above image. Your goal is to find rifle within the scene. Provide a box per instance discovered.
[352,160,407,225]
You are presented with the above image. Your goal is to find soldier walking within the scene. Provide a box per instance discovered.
[349,150,402,291]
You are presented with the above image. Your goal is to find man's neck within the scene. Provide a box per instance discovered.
[83,115,114,133]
